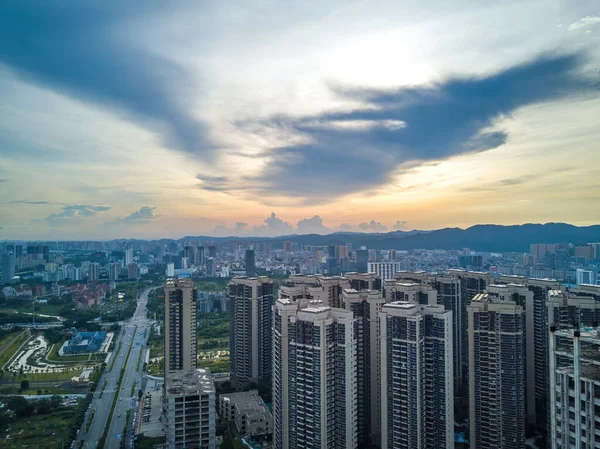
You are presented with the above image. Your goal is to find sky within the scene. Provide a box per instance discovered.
[1,0,600,240]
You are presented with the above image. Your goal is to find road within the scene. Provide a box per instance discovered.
[76,287,157,449]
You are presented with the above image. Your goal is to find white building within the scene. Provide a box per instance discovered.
[367,261,401,280]
[576,268,598,286]
[166,262,175,277]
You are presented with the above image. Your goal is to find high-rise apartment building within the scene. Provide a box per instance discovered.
[355,249,368,273]
[88,262,100,281]
[125,247,134,266]
[380,302,454,449]
[164,368,216,449]
[165,278,198,375]
[341,287,386,448]
[346,272,382,291]
[449,269,494,386]
[245,249,256,275]
[282,241,293,252]
[549,327,600,449]
[383,280,437,305]
[396,271,464,386]
[127,263,141,280]
[206,257,216,276]
[468,293,525,449]
[1,254,15,284]
[498,275,562,437]
[367,261,401,280]
[107,262,121,281]
[273,298,357,449]
[229,277,273,388]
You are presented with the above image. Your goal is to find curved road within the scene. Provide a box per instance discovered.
[77,286,158,449]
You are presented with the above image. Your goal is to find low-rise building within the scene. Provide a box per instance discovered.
[218,390,273,438]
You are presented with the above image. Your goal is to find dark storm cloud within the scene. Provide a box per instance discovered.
[247,53,597,202]
[0,1,210,155]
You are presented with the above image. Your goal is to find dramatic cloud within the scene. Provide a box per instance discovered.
[0,1,210,155]
[392,220,408,230]
[122,206,159,221]
[359,220,387,232]
[45,204,112,225]
[297,215,330,234]
[568,15,600,31]
[264,212,293,232]
[243,53,598,202]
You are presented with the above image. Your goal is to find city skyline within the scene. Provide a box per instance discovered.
[2,1,600,240]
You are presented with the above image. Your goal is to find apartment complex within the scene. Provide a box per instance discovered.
[164,277,198,375]
[549,327,600,449]
[228,276,274,388]
[273,297,357,449]
[164,368,216,449]
[468,293,525,449]
[380,302,454,449]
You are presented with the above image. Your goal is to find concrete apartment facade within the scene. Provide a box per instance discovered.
[549,327,600,449]
[228,276,274,388]
[380,301,454,449]
[164,368,216,449]
[395,271,463,387]
[273,297,358,449]
[468,293,525,449]
[164,277,198,375]
[218,390,273,438]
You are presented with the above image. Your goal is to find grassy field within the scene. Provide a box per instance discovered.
[0,405,78,449]
[197,356,230,373]
[0,330,29,369]
[2,303,64,316]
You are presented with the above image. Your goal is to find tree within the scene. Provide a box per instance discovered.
[20,379,30,390]
[50,394,63,409]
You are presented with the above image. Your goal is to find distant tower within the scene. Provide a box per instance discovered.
[245,249,256,275]
[124,248,134,266]
[164,277,198,375]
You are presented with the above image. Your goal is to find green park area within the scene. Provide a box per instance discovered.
[0,395,91,449]
[0,329,30,369]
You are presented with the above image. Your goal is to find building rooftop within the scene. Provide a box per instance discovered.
[221,390,270,415]
[165,368,215,396]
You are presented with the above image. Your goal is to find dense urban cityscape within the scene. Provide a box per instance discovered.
[1,232,600,448]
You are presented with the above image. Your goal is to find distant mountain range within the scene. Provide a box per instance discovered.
[177,223,600,253]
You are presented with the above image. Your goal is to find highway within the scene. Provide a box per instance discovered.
[76,287,157,449]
